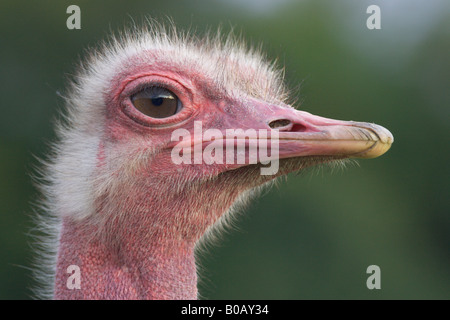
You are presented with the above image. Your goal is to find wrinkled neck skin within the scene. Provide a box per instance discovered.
[54,163,264,300]
[54,185,218,299]
[55,217,198,299]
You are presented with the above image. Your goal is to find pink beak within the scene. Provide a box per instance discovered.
[168,101,394,167]
[273,110,394,160]
[220,99,394,161]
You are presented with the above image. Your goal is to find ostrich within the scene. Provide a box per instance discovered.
[33,23,393,300]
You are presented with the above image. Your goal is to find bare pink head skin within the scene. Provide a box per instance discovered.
[35,23,393,300]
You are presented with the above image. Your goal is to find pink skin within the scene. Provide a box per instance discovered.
[54,58,393,299]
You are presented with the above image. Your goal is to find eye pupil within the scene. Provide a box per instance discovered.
[152,97,164,106]
[130,86,182,119]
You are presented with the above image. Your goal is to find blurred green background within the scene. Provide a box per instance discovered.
[0,0,449,299]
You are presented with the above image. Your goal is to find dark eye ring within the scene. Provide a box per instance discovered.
[130,86,182,119]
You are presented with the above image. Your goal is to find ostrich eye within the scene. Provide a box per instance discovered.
[131,87,182,118]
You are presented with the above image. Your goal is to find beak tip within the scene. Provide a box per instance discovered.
[376,124,394,144]
[352,124,394,159]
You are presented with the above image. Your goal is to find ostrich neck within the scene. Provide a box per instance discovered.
[54,217,198,299]
[52,165,256,299]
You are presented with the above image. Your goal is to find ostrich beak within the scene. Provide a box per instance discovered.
[167,104,393,169]
[209,107,394,175]
[269,110,394,160]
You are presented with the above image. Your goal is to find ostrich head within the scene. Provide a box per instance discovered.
[35,23,393,300]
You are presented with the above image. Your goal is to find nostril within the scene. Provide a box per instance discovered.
[268,119,291,130]
[291,123,307,132]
